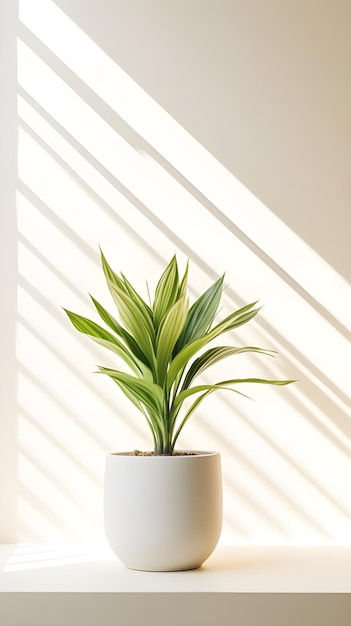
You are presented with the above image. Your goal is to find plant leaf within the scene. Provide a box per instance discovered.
[153,256,179,328]
[100,248,153,319]
[182,346,276,390]
[98,367,164,417]
[100,247,124,297]
[174,274,224,354]
[171,388,214,447]
[156,295,188,385]
[211,301,261,334]
[103,370,163,446]
[100,367,166,446]
[171,375,294,448]
[167,301,260,389]
[110,286,156,371]
[90,295,150,367]
[178,259,189,298]
[120,273,153,317]
[63,309,141,374]
[173,377,295,411]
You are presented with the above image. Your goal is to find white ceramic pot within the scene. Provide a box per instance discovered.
[104,451,222,571]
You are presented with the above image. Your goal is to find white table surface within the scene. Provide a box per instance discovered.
[1,544,351,626]
[1,543,351,592]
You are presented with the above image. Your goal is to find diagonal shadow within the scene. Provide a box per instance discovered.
[141,149,351,342]
[88,169,351,413]
[18,404,100,488]
[17,21,149,155]
[19,443,100,521]
[18,361,111,453]
[14,3,351,546]
[221,510,252,541]
[17,306,148,444]
[18,482,79,538]
[280,382,351,452]
[17,176,97,266]
[224,476,292,539]
[16,26,351,346]
[222,337,351,448]
[18,231,95,310]
[17,82,351,431]
[217,392,351,522]
[17,16,351,343]
[15,82,351,416]
[183,417,332,539]
[16,111,166,270]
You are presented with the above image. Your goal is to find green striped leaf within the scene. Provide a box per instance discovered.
[156,295,188,385]
[98,368,164,417]
[117,384,159,449]
[182,346,276,390]
[153,256,179,328]
[171,388,215,447]
[102,370,164,447]
[167,302,260,389]
[173,377,295,411]
[90,295,150,367]
[211,302,261,334]
[178,259,189,298]
[100,248,125,297]
[63,309,141,373]
[100,248,153,320]
[120,273,153,317]
[174,274,224,354]
[109,285,156,370]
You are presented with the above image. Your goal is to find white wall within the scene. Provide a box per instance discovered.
[1,0,350,545]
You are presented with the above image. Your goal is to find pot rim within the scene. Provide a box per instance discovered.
[107,450,220,458]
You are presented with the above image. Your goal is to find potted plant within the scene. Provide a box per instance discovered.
[64,250,294,571]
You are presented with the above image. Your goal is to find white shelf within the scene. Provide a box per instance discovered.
[1,544,351,625]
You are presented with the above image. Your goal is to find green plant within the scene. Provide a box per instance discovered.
[64,251,294,455]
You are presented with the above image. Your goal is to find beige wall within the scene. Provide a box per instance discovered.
[54,0,351,280]
[0,0,350,544]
